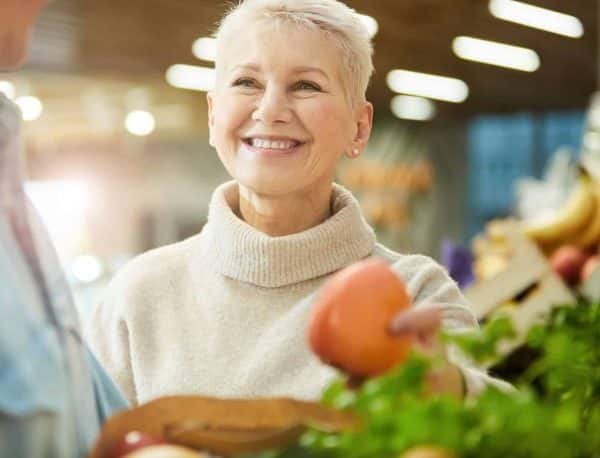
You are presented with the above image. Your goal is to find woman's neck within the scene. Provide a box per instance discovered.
[235,181,334,237]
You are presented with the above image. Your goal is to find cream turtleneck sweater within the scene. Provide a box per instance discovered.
[87,181,504,406]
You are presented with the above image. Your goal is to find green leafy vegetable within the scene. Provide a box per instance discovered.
[250,302,600,458]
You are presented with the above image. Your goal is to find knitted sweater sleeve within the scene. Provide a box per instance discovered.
[85,271,138,405]
[390,254,513,396]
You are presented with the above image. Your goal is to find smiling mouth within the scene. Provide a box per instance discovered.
[243,137,304,151]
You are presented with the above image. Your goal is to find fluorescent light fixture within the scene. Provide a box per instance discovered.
[125,110,155,136]
[0,81,15,99]
[390,95,436,121]
[452,36,540,72]
[489,0,584,38]
[386,69,469,103]
[192,37,217,61]
[166,64,216,92]
[15,95,43,121]
[358,14,378,38]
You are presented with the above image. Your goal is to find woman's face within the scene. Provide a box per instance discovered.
[207,24,371,196]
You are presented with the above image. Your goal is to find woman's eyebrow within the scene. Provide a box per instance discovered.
[231,63,261,73]
[230,63,329,81]
[292,66,330,80]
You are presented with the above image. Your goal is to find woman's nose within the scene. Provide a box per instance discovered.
[252,86,292,124]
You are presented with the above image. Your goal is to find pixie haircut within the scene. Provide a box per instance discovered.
[214,0,374,108]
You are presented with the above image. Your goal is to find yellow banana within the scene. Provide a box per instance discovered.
[572,183,600,248]
[524,172,596,246]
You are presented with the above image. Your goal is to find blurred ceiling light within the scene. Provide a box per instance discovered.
[489,0,583,38]
[390,95,436,121]
[386,69,469,103]
[25,180,89,254]
[15,95,43,121]
[125,110,156,136]
[0,81,15,99]
[192,37,217,61]
[452,36,540,72]
[71,255,103,283]
[166,64,216,92]
[358,14,378,38]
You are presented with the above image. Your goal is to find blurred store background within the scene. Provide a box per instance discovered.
[2,0,597,321]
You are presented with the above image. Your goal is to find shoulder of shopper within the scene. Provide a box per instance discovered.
[85,232,202,403]
[103,233,202,314]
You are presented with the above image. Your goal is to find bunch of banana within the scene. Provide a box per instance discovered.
[523,170,600,252]
[571,182,600,248]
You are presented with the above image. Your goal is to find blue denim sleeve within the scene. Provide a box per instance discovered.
[0,411,69,458]
[0,218,68,418]
[86,347,129,423]
[0,225,76,456]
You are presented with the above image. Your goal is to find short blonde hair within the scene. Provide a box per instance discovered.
[214,0,374,108]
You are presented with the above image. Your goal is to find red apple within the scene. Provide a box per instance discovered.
[550,245,590,286]
[110,431,167,458]
[581,255,600,284]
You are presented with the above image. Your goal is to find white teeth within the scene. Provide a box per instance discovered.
[250,138,297,150]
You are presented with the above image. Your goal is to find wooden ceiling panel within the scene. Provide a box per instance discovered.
[26,0,599,117]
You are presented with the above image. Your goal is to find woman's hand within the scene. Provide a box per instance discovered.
[387,307,465,399]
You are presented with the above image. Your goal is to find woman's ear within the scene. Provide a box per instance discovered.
[353,101,373,153]
[207,91,215,147]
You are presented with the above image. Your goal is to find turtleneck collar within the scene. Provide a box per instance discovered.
[200,180,376,288]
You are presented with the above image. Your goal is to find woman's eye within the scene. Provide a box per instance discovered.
[232,78,257,88]
[295,81,321,91]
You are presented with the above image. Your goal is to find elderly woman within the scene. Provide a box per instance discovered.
[88,0,505,406]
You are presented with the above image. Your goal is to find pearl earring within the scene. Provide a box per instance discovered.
[349,148,360,158]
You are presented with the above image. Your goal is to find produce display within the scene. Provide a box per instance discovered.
[524,169,600,253]
[250,302,600,458]
[473,169,600,289]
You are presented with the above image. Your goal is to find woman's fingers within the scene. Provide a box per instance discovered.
[388,307,441,336]
[388,307,442,335]
[387,307,443,355]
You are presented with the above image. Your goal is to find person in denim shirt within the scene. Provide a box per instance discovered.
[0,1,128,456]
